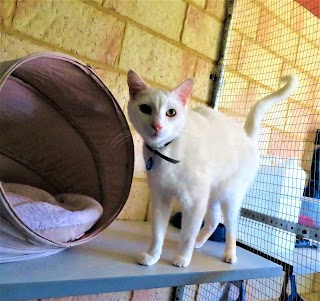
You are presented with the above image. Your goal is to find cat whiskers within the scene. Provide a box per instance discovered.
[110,130,133,151]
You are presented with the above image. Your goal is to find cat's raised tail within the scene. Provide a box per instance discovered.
[244,74,299,141]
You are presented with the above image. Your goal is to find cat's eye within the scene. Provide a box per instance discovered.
[139,104,152,115]
[166,109,176,117]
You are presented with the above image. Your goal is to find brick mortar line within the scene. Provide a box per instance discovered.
[89,61,212,103]
[128,125,135,133]
[190,96,209,105]
[5,26,315,111]
[219,107,246,119]
[1,27,211,103]
[81,0,219,65]
[223,68,276,92]
[191,56,198,79]
[298,35,320,53]
[233,28,320,71]
[232,32,243,74]
[221,107,316,142]
[179,2,189,43]
[6,2,317,94]
[183,0,225,23]
[7,0,219,67]
[225,65,320,112]
[231,28,320,83]
[144,197,151,222]
[1,26,120,70]
[287,100,320,115]
[204,0,208,10]
[252,0,320,51]
[233,28,300,67]
[0,25,55,49]
[0,0,15,27]
[254,23,300,62]
[132,177,148,184]
[0,29,129,101]
[223,69,320,113]
[115,22,127,68]
[8,0,18,27]
[179,2,199,78]
[253,7,299,64]
[183,0,205,14]
[226,60,320,92]
[269,126,316,144]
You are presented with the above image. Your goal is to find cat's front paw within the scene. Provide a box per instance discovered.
[224,252,237,264]
[137,252,160,266]
[172,255,191,267]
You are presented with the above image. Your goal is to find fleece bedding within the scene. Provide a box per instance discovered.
[0,183,103,263]
[3,183,103,242]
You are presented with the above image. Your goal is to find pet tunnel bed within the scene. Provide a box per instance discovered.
[0,52,134,263]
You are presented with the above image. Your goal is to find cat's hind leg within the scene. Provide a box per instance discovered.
[221,194,243,264]
[195,200,221,249]
[138,195,173,266]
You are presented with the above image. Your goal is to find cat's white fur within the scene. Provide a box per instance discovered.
[127,71,298,267]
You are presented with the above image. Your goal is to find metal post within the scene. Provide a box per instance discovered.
[210,0,235,109]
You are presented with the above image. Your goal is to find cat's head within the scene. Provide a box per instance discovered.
[127,70,193,148]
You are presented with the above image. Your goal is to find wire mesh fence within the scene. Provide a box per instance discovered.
[179,0,319,300]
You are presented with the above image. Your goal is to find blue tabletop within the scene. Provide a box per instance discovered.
[0,220,282,301]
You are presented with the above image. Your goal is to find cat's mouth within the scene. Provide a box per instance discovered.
[147,132,164,145]
[152,132,160,137]
[150,128,163,138]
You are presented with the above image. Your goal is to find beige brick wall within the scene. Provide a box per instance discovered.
[1,0,226,222]
[0,0,226,300]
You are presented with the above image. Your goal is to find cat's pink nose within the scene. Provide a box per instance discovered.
[151,123,163,133]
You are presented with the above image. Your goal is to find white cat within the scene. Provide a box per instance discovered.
[127,70,298,267]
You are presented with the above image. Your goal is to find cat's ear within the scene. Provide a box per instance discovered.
[171,79,194,106]
[127,70,148,99]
